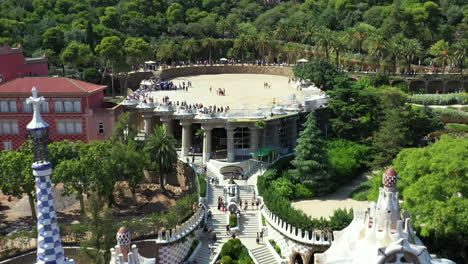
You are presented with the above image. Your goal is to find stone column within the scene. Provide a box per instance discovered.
[160,117,173,137]
[290,116,298,150]
[180,120,192,157]
[270,120,280,150]
[143,114,153,135]
[202,125,213,163]
[250,127,259,152]
[227,127,235,162]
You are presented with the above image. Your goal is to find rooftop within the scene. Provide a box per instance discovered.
[0,77,107,95]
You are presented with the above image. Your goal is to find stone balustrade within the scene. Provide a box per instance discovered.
[153,208,205,244]
[261,206,333,246]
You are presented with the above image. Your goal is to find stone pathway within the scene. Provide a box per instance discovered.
[292,173,372,219]
[190,160,279,263]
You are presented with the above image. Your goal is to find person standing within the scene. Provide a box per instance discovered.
[226,225,230,235]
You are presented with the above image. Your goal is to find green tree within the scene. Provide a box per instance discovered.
[400,38,423,73]
[166,3,183,24]
[111,112,136,144]
[143,126,178,192]
[95,36,123,98]
[182,38,199,63]
[314,26,334,60]
[0,144,36,221]
[364,31,387,71]
[293,59,340,91]
[79,194,116,264]
[429,40,451,73]
[42,26,65,54]
[290,113,332,196]
[61,41,94,70]
[451,39,468,74]
[202,37,217,64]
[124,37,151,67]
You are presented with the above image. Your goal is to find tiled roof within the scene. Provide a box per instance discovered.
[0,77,106,95]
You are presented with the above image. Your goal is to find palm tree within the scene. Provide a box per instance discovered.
[451,39,468,74]
[144,126,178,192]
[330,31,347,70]
[182,38,199,64]
[429,40,451,74]
[364,31,388,71]
[386,35,403,74]
[314,26,334,60]
[256,32,271,64]
[400,38,422,73]
[234,34,249,63]
[202,37,217,65]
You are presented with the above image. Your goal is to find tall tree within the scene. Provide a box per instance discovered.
[314,26,333,60]
[95,36,123,98]
[451,39,468,74]
[330,31,347,70]
[124,37,151,68]
[429,40,451,74]
[182,38,199,63]
[400,38,423,73]
[202,37,217,64]
[290,113,332,196]
[143,126,178,192]
[0,143,36,221]
[61,41,95,70]
[364,31,387,71]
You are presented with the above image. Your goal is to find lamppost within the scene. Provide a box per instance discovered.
[27,87,74,264]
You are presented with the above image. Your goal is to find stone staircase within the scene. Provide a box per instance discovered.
[192,168,229,263]
[251,246,279,264]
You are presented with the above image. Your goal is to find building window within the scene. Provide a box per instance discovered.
[0,120,19,135]
[98,122,104,135]
[57,120,82,135]
[0,100,17,112]
[23,100,49,113]
[54,99,81,113]
[3,141,13,151]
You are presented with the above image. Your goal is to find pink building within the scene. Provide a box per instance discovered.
[0,45,49,83]
[0,77,121,150]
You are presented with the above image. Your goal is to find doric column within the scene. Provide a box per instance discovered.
[290,116,298,149]
[180,120,192,157]
[202,125,213,163]
[143,114,153,135]
[250,127,259,152]
[160,117,173,137]
[227,127,235,162]
[270,120,280,149]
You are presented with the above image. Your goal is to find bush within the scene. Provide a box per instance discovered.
[198,174,207,197]
[328,208,353,230]
[229,214,237,228]
[409,94,468,105]
[326,139,371,184]
[220,256,234,264]
[432,108,468,124]
[269,240,282,257]
[446,124,468,131]
[219,239,253,264]
[293,183,314,199]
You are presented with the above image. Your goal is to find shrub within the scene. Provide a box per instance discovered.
[293,183,314,199]
[408,94,468,105]
[229,214,237,228]
[328,208,353,230]
[446,124,468,131]
[432,108,468,124]
[271,177,294,198]
[198,174,207,197]
[326,139,371,184]
[219,239,253,263]
[269,240,282,257]
[220,256,234,264]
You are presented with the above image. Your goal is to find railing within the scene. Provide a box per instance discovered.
[261,206,333,246]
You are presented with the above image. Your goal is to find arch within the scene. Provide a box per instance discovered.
[445,80,463,93]
[290,252,305,264]
[305,250,325,264]
[427,80,443,94]
[408,80,426,93]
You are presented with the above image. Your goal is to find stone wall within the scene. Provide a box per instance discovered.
[158,234,196,264]
[159,65,294,80]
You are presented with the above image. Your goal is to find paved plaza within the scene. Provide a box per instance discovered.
[150,74,319,109]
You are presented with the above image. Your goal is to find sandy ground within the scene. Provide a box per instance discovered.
[150,74,319,109]
[292,174,371,219]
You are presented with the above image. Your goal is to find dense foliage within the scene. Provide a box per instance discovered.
[431,107,468,124]
[219,239,253,264]
[258,156,353,231]
[0,0,466,78]
[352,136,468,262]
[409,93,468,105]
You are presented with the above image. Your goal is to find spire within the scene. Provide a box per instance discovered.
[376,168,401,230]
[26,87,49,131]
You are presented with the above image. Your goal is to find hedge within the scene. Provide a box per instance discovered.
[409,94,468,105]
[258,157,353,231]
[432,108,468,124]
